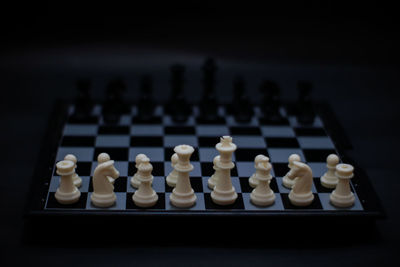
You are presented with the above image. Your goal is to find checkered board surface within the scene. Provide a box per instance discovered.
[37,104,374,216]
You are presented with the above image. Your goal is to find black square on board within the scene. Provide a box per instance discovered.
[265,137,300,148]
[201,162,214,176]
[128,162,164,176]
[165,126,196,135]
[46,192,88,209]
[198,137,220,147]
[98,125,130,135]
[61,136,95,147]
[204,193,245,210]
[196,117,226,124]
[164,147,199,161]
[93,148,129,161]
[303,149,336,162]
[68,115,99,124]
[126,193,166,209]
[272,163,289,177]
[294,127,326,136]
[130,137,163,147]
[191,177,203,192]
[131,116,162,124]
[281,193,323,209]
[230,127,261,136]
[259,117,289,126]
[235,149,268,161]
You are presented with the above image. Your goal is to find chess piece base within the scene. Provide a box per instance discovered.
[250,190,275,206]
[288,191,314,206]
[133,191,158,208]
[211,187,238,205]
[320,174,338,189]
[91,192,116,207]
[170,189,197,208]
[330,190,355,208]
[55,188,81,204]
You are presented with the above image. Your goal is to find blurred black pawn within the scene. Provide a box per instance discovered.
[230,76,253,122]
[296,81,315,125]
[167,64,191,122]
[102,79,126,124]
[137,75,155,121]
[259,80,283,123]
[73,79,93,120]
[199,58,220,122]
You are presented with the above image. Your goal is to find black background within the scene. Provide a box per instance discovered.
[1,1,399,266]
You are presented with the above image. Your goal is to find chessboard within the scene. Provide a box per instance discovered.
[26,101,383,219]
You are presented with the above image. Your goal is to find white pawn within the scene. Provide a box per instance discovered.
[288,161,314,206]
[166,153,179,187]
[207,155,221,189]
[55,160,81,204]
[131,154,152,188]
[250,156,275,206]
[170,145,197,208]
[64,154,82,188]
[330,164,355,208]
[132,158,158,208]
[320,154,340,188]
[282,154,301,189]
[97,153,119,184]
[249,155,268,188]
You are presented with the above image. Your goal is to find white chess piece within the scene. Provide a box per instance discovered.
[91,160,120,207]
[97,153,119,184]
[330,164,355,208]
[169,145,197,208]
[249,154,269,188]
[132,158,158,208]
[55,160,81,204]
[207,155,221,189]
[211,136,238,205]
[288,161,314,206]
[166,153,179,187]
[320,154,340,188]
[250,156,275,206]
[282,154,301,189]
[64,154,82,188]
[131,154,153,188]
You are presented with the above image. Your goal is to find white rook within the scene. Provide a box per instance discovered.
[330,163,355,208]
[55,160,81,204]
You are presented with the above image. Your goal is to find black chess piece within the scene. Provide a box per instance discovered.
[167,64,191,122]
[107,79,130,114]
[296,81,315,125]
[137,75,156,121]
[73,79,93,120]
[199,58,220,122]
[231,76,253,122]
[259,80,283,123]
[102,79,126,124]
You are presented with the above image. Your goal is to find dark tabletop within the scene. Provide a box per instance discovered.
[1,2,399,266]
